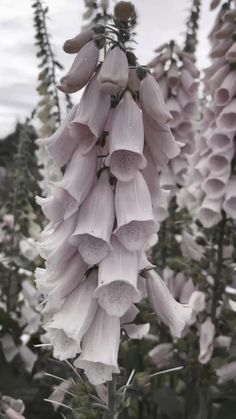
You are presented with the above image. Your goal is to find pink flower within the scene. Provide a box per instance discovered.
[94,238,140,317]
[46,270,98,360]
[114,171,155,252]
[54,146,97,204]
[74,308,120,385]
[98,46,129,94]
[72,170,115,265]
[106,91,146,181]
[63,28,94,54]
[37,105,79,167]
[139,73,172,125]
[146,269,193,338]
[69,73,111,153]
[58,41,99,93]
[198,317,215,364]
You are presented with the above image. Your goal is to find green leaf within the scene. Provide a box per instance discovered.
[156,387,183,419]
[215,401,236,419]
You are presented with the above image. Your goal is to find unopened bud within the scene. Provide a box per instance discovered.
[114,1,135,21]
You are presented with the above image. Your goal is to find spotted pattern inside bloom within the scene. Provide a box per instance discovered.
[116,220,154,251]
[98,280,139,317]
[110,150,141,181]
[47,329,78,361]
[78,234,109,264]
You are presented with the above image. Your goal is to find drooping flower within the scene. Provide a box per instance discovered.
[74,308,120,385]
[145,269,193,338]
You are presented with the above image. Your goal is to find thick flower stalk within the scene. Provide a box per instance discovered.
[148,40,199,217]
[35,1,193,385]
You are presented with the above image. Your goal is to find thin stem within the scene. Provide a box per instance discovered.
[211,211,227,324]
[36,0,62,125]
[107,376,117,418]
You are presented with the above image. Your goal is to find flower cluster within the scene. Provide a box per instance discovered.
[179,3,236,227]
[35,2,193,385]
[148,41,199,214]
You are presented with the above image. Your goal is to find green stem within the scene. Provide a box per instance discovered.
[108,376,117,418]
[211,211,227,324]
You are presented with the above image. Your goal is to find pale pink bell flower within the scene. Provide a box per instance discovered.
[114,171,156,252]
[54,146,97,203]
[106,91,146,181]
[98,46,129,94]
[214,71,236,106]
[72,170,115,265]
[94,238,140,317]
[139,73,172,125]
[63,28,94,54]
[37,105,79,167]
[58,41,99,93]
[198,317,215,364]
[223,177,236,219]
[74,308,120,385]
[69,73,111,153]
[46,270,98,360]
[146,270,193,338]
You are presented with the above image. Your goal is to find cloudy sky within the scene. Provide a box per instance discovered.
[0,0,217,138]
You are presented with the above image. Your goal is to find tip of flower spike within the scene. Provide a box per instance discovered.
[114,1,135,21]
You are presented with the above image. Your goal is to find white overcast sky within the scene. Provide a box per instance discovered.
[0,0,217,138]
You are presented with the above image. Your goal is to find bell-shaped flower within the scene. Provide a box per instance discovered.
[146,269,193,338]
[148,343,174,369]
[218,98,236,130]
[188,291,206,317]
[210,38,233,59]
[153,61,165,80]
[177,86,196,117]
[38,213,77,260]
[74,308,120,385]
[37,105,79,167]
[142,147,169,222]
[167,60,180,89]
[58,41,99,93]
[46,270,98,360]
[202,168,230,199]
[198,317,215,364]
[72,170,115,265]
[139,73,172,125]
[182,56,200,78]
[225,41,236,62]
[106,92,146,181]
[197,196,223,228]
[93,238,140,317]
[36,186,79,223]
[98,46,129,94]
[35,251,87,313]
[54,146,97,204]
[69,73,111,153]
[216,361,236,384]
[180,230,204,261]
[63,28,94,54]
[180,68,198,95]
[214,70,236,106]
[144,113,180,169]
[207,147,234,175]
[167,96,182,127]
[206,63,230,93]
[223,177,236,218]
[114,171,156,252]
[206,129,234,152]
